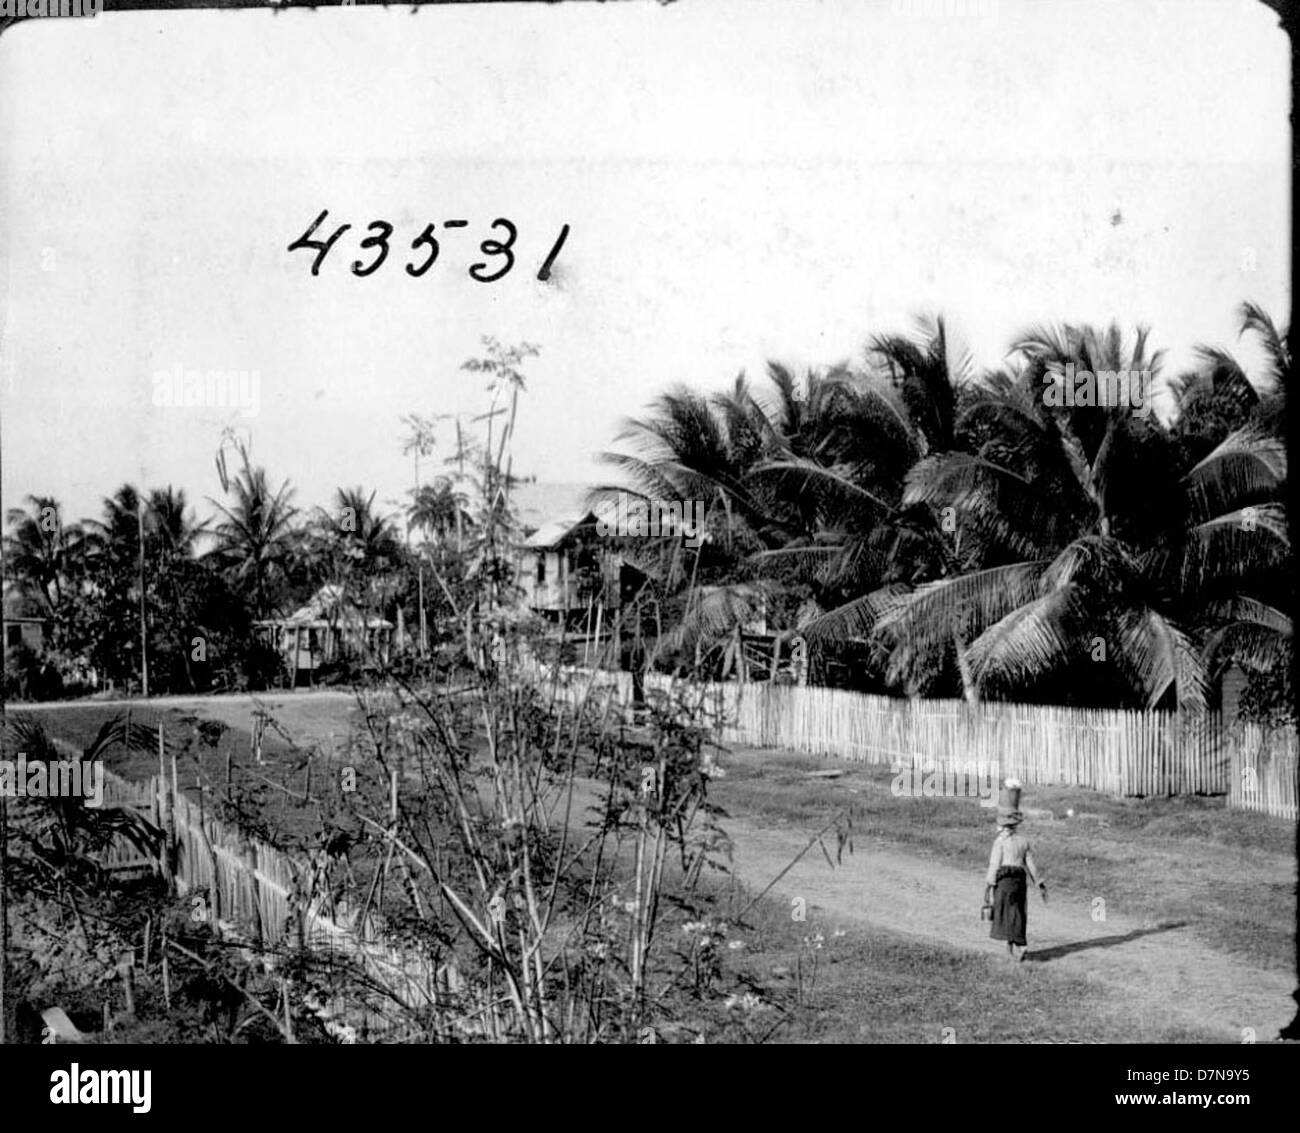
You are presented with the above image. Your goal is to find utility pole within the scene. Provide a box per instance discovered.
[1,424,8,1043]
[402,415,442,660]
[137,485,149,698]
[415,447,427,658]
[455,416,465,555]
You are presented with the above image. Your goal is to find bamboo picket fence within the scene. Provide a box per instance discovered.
[64,739,458,1041]
[1228,725,1300,821]
[529,662,1298,819]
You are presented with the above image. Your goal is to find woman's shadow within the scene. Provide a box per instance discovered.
[1024,921,1187,963]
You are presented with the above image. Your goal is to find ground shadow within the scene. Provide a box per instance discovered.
[1024,921,1188,963]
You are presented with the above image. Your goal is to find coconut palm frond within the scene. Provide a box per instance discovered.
[865,314,963,451]
[903,451,1032,506]
[1201,596,1293,637]
[750,541,846,585]
[1175,505,1290,590]
[590,457,693,510]
[666,582,775,653]
[1112,607,1208,711]
[752,457,896,519]
[1183,427,1287,519]
[1009,321,1079,365]
[959,372,1053,439]
[72,803,164,859]
[965,585,1088,692]
[796,584,910,646]
[1045,533,1145,591]
[904,453,1074,562]
[1189,344,1256,400]
[6,714,62,764]
[82,717,160,764]
[1203,613,1293,677]
[1239,300,1290,381]
[4,714,164,861]
[874,561,1049,657]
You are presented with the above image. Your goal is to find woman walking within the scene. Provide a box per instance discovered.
[983,780,1047,961]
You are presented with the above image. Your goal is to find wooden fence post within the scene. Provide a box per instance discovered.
[170,748,181,880]
[242,835,265,949]
[157,725,175,893]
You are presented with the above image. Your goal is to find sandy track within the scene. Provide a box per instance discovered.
[720,812,1296,1042]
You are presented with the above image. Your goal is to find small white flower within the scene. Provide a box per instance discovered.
[727,939,745,951]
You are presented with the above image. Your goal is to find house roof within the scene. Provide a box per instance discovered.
[520,501,622,550]
[3,591,48,621]
[258,584,393,630]
[521,510,599,550]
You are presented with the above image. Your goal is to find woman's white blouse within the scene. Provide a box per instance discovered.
[986,830,1042,886]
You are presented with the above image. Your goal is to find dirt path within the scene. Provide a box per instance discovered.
[548,753,1294,1041]
[719,808,1295,1042]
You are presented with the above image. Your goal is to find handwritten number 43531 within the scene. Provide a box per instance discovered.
[287,210,570,283]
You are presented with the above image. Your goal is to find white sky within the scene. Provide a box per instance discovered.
[0,0,1290,529]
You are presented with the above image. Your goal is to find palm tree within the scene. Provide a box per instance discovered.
[1168,303,1293,695]
[209,454,299,621]
[858,321,1288,709]
[754,318,972,645]
[307,487,404,659]
[78,485,151,689]
[317,487,402,570]
[145,486,209,692]
[408,477,474,548]
[2,496,85,644]
[1238,300,1289,433]
[6,714,162,874]
[401,413,448,656]
[592,374,791,671]
[594,320,971,675]
[147,486,204,560]
[1169,301,1289,457]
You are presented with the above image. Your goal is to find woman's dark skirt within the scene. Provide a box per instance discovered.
[990,866,1028,945]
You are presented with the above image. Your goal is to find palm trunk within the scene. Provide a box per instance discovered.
[953,629,979,706]
[418,564,427,657]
